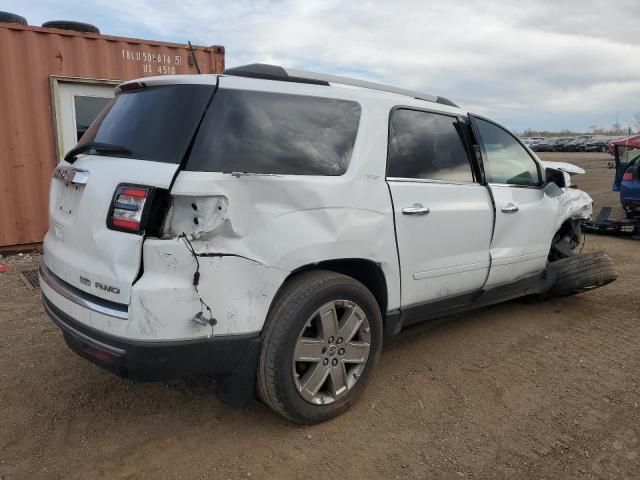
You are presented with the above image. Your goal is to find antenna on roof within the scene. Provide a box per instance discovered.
[188,41,201,74]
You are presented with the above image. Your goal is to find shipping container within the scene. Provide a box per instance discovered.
[0,22,225,250]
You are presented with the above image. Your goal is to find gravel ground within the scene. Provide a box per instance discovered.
[0,152,638,479]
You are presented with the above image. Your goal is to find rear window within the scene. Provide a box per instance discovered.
[80,85,214,164]
[186,89,361,175]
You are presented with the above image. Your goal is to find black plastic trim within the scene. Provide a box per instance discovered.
[42,295,261,405]
[397,267,557,330]
[224,63,330,86]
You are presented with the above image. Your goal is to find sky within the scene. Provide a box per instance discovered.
[4,0,640,132]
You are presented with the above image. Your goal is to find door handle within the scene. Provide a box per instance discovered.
[402,204,430,215]
[501,202,519,213]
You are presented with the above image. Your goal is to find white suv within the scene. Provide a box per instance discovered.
[40,64,614,424]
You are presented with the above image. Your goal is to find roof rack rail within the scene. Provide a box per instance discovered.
[223,63,459,108]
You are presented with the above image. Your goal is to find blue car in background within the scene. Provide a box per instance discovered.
[612,136,640,219]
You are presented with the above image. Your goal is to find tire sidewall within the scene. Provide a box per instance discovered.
[265,276,383,424]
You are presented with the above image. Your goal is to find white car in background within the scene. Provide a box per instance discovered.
[40,64,616,424]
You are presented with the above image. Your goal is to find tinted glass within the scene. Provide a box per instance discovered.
[74,96,111,140]
[388,109,473,181]
[475,118,541,186]
[187,89,361,175]
[80,85,214,163]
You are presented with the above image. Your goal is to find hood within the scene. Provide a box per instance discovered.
[541,161,586,176]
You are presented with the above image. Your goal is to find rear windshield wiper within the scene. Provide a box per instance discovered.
[64,142,132,163]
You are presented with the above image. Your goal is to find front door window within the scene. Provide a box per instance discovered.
[474,118,540,186]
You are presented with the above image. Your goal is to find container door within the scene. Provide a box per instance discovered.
[56,82,115,161]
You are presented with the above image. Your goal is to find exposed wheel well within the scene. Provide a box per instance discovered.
[281,259,388,318]
[549,219,583,262]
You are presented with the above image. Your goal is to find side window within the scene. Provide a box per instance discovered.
[187,89,361,176]
[387,109,474,182]
[474,118,541,186]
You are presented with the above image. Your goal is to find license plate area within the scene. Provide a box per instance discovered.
[53,181,85,220]
[51,166,90,221]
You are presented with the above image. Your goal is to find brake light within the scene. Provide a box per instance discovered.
[107,184,154,234]
[622,172,633,181]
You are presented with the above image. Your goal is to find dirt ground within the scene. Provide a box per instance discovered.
[1,152,638,479]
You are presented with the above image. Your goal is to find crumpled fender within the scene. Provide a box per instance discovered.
[553,187,593,232]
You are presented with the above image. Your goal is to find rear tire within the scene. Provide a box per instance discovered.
[547,252,617,297]
[257,271,383,424]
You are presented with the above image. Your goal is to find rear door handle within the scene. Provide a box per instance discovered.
[402,204,430,215]
[501,202,519,213]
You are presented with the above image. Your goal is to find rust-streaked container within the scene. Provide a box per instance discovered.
[0,23,225,250]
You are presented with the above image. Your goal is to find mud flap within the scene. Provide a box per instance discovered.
[214,337,262,407]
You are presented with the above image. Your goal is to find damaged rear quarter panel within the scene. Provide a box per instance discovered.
[161,95,401,326]
[128,237,290,337]
[165,171,399,309]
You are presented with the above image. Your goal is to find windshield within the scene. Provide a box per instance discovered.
[79,85,215,164]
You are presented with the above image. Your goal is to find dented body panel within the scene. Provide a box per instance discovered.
[131,238,289,337]
[484,183,591,288]
[42,238,288,340]
[165,75,403,320]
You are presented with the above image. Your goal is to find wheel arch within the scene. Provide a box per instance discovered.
[268,258,390,327]
[549,218,583,261]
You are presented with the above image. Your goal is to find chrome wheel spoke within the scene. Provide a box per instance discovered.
[299,363,330,397]
[338,307,364,343]
[294,338,325,362]
[319,304,339,340]
[329,363,348,397]
[341,341,369,363]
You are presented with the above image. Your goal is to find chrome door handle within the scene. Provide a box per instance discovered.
[402,204,430,215]
[501,203,519,213]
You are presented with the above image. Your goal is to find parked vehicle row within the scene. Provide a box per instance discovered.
[522,135,626,153]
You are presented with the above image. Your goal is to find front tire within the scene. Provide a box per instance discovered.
[257,271,383,424]
[547,252,617,297]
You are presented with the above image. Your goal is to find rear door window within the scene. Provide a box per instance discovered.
[80,85,215,164]
[387,109,474,182]
[187,89,361,175]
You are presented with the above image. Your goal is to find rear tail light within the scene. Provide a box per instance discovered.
[622,172,633,182]
[107,184,154,234]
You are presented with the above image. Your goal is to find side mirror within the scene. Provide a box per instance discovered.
[544,167,566,189]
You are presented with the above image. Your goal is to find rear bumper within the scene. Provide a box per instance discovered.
[42,294,261,383]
